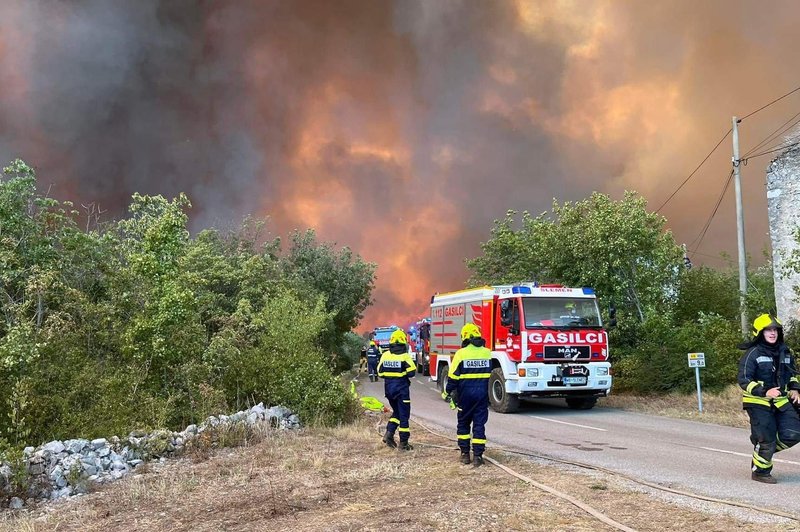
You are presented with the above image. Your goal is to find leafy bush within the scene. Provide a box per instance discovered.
[217,288,356,425]
[612,313,741,394]
[0,160,374,445]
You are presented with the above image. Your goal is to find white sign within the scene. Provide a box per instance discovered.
[687,352,705,368]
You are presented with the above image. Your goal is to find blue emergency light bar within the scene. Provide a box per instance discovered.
[511,286,532,294]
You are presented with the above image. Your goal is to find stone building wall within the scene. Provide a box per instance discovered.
[766,145,800,324]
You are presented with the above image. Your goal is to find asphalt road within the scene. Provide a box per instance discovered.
[357,374,800,517]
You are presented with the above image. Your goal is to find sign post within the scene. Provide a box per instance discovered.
[687,352,706,412]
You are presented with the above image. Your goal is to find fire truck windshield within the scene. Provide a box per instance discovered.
[522,297,602,328]
[373,327,397,346]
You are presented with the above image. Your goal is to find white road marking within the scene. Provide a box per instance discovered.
[529,416,607,432]
[699,446,800,466]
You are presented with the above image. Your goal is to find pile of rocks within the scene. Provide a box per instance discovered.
[0,403,300,509]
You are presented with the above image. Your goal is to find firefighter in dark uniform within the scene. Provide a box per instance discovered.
[443,323,492,467]
[366,340,381,382]
[378,329,416,451]
[737,313,800,483]
[359,344,368,375]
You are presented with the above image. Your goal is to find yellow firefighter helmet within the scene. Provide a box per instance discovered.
[752,313,782,337]
[461,323,482,341]
[390,329,407,344]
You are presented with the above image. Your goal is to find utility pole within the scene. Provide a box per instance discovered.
[732,116,748,336]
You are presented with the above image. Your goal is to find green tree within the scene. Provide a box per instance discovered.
[113,193,203,373]
[467,191,683,321]
[0,159,368,444]
[674,265,739,324]
[674,258,774,329]
[282,229,376,368]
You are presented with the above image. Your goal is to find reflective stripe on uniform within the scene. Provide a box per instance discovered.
[456,373,492,379]
[743,396,771,407]
[752,452,772,469]
[377,351,416,378]
[381,371,412,377]
[448,344,492,381]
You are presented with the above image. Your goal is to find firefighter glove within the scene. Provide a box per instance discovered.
[441,391,457,410]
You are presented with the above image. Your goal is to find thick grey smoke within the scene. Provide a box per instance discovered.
[2,0,800,327]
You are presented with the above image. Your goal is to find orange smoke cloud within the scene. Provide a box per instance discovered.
[2,0,800,331]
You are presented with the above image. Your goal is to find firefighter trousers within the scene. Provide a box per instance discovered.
[456,389,489,456]
[746,406,800,474]
[385,386,411,443]
[367,358,379,379]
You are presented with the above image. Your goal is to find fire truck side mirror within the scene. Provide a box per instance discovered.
[608,302,617,328]
[500,300,512,327]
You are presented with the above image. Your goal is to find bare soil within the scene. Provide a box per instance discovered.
[1,394,797,532]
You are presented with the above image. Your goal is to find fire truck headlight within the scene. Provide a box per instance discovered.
[596,367,609,376]
[520,368,538,378]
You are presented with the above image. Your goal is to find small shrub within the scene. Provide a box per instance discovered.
[613,313,741,394]
[0,442,29,504]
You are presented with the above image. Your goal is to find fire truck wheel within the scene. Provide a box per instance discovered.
[565,397,597,410]
[488,368,520,413]
[437,367,448,392]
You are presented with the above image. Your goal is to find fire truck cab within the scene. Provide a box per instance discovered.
[429,283,612,412]
[372,325,399,353]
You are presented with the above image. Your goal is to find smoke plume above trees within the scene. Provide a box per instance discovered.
[1,0,798,327]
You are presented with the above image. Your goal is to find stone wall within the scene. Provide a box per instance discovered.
[0,404,300,510]
[766,145,800,324]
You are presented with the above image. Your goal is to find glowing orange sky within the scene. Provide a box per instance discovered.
[2,0,800,331]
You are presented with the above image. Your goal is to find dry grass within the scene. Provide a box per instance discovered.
[1,410,795,532]
[602,384,750,428]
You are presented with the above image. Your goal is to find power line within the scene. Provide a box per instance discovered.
[687,249,735,263]
[688,169,734,256]
[655,128,731,214]
[740,84,800,121]
[742,110,800,157]
[744,140,800,162]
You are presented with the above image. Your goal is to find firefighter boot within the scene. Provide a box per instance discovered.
[399,441,414,451]
[751,471,777,484]
[382,430,397,449]
[460,451,471,465]
[473,455,484,467]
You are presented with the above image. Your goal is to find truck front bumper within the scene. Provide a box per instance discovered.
[505,362,612,398]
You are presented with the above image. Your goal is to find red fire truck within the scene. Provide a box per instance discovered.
[372,325,399,352]
[429,283,612,412]
[409,318,431,376]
